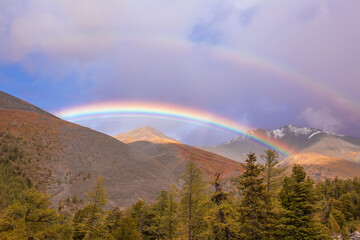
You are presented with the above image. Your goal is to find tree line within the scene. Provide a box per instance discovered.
[1,144,360,239]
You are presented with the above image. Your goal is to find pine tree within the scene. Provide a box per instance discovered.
[152,191,168,239]
[112,216,141,240]
[104,208,141,240]
[72,175,112,240]
[207,172,235,240]
[279,164,330,240]
[179,156,209,240]
[151,189,179,239]
[261,149,285,195]
[165,189,179,239]
[234,153,269,240]
[0,188,70,239]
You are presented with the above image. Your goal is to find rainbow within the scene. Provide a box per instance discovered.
[55,101,295,156]
[53,37,360,158]
[126,36,359,114]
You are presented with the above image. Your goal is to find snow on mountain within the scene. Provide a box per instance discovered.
[308,131,323,139]
[261,124,320,139]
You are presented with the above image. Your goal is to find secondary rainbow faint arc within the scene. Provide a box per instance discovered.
[56,101,294,156]
[138,36,360,114]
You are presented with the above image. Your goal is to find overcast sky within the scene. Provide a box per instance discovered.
[1,0,359,145]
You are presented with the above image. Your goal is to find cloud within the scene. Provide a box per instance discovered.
[297,107,343,133]
[0,0,360,139]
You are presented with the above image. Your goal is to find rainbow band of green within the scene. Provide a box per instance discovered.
[55,102,293,156]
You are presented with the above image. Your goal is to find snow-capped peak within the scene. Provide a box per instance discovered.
[285,124,318,136]
[221,124,323,145]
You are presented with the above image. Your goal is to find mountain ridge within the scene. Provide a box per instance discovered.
[199,124,360,180]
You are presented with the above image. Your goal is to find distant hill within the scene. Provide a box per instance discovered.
[198,124,324,162]
[0,91,175,208]
[280,134,360,180]
[0,91,244,209]
[199,124,360,180]
[114,126,244,179]
[115,126,179,144]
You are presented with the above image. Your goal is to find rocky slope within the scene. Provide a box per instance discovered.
[0,91,174,208]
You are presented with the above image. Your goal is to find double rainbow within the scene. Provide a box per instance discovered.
[55,101,294,156]
[54,37,359,158]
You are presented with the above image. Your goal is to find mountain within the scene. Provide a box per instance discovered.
[115,126,179,144]
[200,124,360,180]
[0,91,244,210]
[199,124,322,162]
[114,127,244,179]
[280,134,360,180]
[0,91,176,208]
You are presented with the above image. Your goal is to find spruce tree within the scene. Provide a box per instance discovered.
[260,149,284,238]
[279,164,330,240]
[180,156,209,240]
[235,152,269,240]
[207,172,235,240]
[261,149,285,195]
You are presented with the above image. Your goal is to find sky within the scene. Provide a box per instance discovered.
[1,0,360,146]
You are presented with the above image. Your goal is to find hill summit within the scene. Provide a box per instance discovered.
[115,126,179,144]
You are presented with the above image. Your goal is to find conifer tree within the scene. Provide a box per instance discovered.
[151,189,179,239]
[104,208,141,240]
[235,152,269,240]
[261,149,285,196]
[72,175,112,240]
[112,216,141,240]
[165,189,179,239]
[180,156,209,240]
[0,188,69,239]
[279,164,330,240]
[260,149,284,238]
[207,172,235,240]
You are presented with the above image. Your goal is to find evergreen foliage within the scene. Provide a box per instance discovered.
[105,208,141,240]
[206,172,235,239]
[279,164,330,240]
[0,139,31,209]
[179,156,209,240]
[234,152,274,240]
[0,188,71,239]
[2,142,360,239]
[71,175,112,240]
[261,149,285,197]
[150,190,179,239]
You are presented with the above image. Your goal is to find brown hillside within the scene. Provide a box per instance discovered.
[0,107,174,208]
[280,135,360,181]
[281,153,360,181]
[115,127,244,179]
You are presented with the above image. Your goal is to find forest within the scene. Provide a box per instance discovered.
[1,137,360,240]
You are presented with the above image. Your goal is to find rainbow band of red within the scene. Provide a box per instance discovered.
[55,101,294,156]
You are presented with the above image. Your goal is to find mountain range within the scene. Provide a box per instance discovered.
[199,124,360,180]
[0,91,242,208]
[1,90,360,209]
